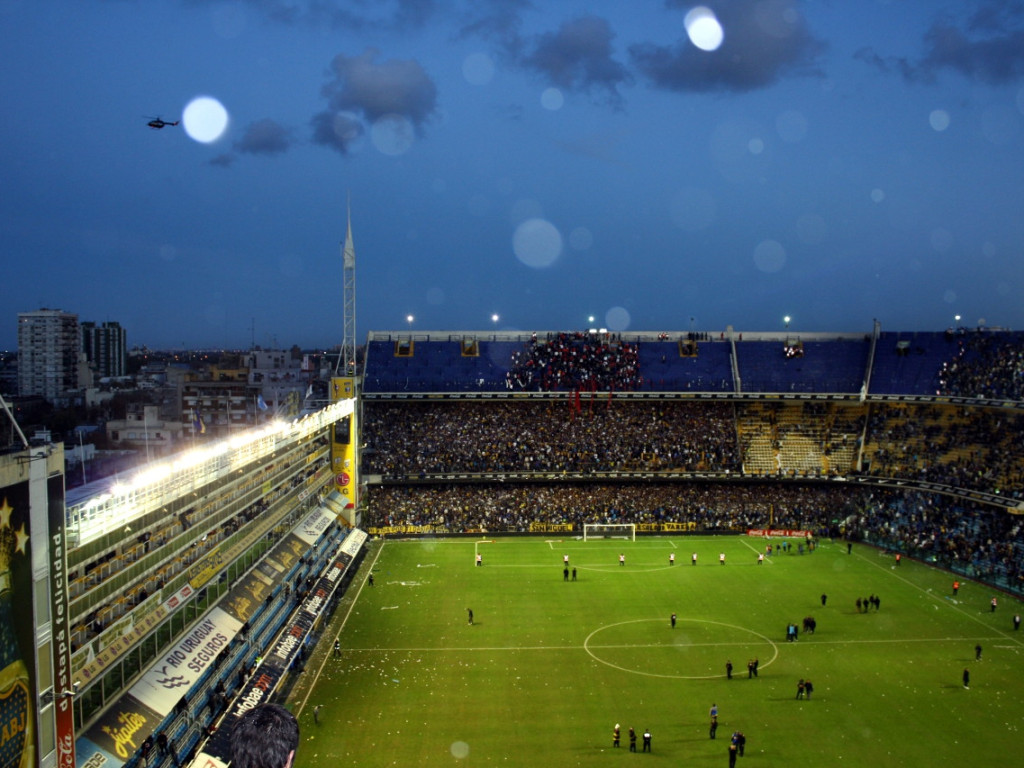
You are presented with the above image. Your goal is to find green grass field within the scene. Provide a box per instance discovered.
[287,535,1023,768]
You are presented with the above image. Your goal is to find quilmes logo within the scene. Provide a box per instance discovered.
[154,666,189,690]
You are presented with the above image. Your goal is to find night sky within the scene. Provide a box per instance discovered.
[3,0,1024,350]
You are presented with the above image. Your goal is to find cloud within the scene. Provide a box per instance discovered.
[310,111,365,155]
[852,47,916,80]
[456,0,532,59]
[311,48,438,154]
[235,119,293,155]
[857,2,1024,85]
[521,16,631,106]
[459,3,628,105]
[918,21,1024,84]
[629,0,825,93]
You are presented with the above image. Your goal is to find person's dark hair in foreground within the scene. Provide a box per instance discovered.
[228,703,300,768]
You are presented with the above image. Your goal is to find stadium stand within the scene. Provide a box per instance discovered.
[16,324,1024,768]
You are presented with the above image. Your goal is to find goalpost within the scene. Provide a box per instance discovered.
[582,523,636,541]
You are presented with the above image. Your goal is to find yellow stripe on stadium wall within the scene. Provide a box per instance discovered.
[331,377,358,514]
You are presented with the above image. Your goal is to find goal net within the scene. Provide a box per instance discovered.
[583,523,636,541]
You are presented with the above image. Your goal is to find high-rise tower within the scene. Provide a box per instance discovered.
[16,309,80,401]
[81,321,127,379]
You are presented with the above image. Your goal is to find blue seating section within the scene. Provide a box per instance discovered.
[361,332,1009,396]
[362,340,517,393]
[636,341,734,392]
[867,331,955,395]
[735,339,870,393]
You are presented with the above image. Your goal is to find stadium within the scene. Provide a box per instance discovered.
[4,322,1024,768]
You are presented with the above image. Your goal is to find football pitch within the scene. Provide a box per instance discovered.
[288,535,1023,768]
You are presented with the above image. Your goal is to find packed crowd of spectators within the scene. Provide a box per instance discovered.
[861,403,1024,498]
[936,331,1024,400]
[364,482,850,534]
[505,332,643,391]
[361,395,1024,595]
[364,398,1024,498]
[362,401,741,475]
[364,480,1024,594]
[847,488,1024,593]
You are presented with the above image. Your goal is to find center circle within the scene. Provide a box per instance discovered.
[583,618,779,679]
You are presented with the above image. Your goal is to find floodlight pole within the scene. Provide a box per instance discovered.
[0,393,29,449]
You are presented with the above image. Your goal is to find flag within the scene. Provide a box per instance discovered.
[257,394,269,411]
[192,410,206,434]
[305,384,313,399]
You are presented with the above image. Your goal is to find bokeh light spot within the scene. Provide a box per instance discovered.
[929,109,950,132]
[870,188,886,203]
[183,96,229,144]
[685,7,724,51]
[451,741,470,759]
[513,218,563,268]
[371,114,414,156]
[753,239,787,273]
[748,137,765,154]
[541,87,564,111]
[605,306,631,332]
[462,52,495,86]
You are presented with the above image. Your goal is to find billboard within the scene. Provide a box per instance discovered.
[0,481,37,768]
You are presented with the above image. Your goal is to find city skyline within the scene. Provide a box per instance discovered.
[3,0,1024,350]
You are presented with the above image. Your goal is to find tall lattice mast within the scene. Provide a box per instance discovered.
[335,201,357,376]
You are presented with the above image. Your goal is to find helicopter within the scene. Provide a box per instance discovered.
[147,117,179,130]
